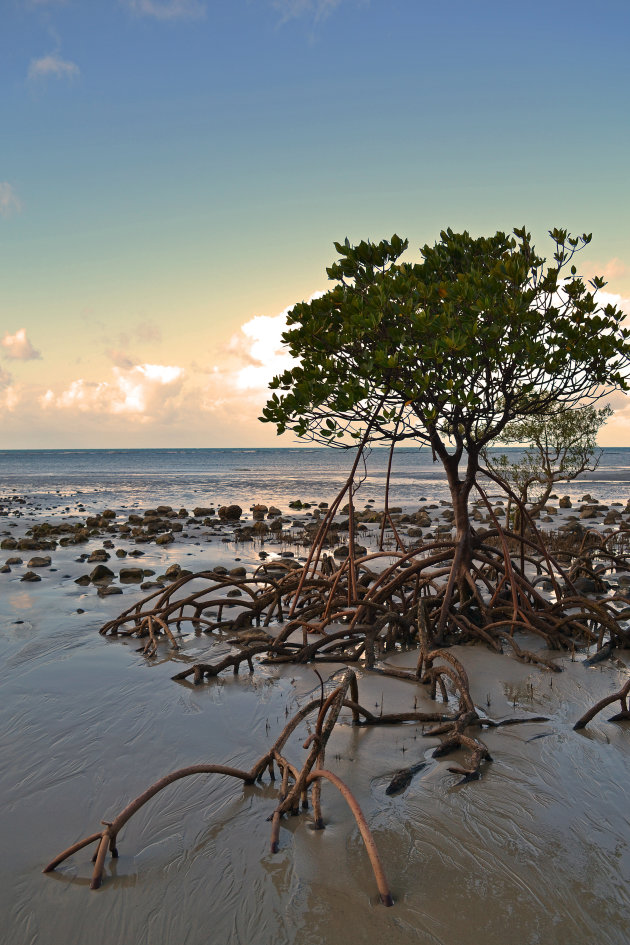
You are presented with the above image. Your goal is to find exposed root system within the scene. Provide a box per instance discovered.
[47,452,630,905]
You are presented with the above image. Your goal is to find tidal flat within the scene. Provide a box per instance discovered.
[1,492,629,945]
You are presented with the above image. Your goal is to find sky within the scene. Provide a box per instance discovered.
[1,0,629,448]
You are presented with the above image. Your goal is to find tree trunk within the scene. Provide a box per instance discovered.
[436,449,478,636]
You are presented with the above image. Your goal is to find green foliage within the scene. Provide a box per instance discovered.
[261,228,630,461]
[482,405,613,510]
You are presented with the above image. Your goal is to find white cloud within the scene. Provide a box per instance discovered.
[1,328,41,361]
[596,291,630,317]
[0,182,22,218]
[228,311,295,392]
[42,363,184,419]
[124,0,206,19]
[28,53,80,81]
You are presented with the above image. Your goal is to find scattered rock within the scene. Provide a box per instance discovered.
[218,505,242,521]
[119,567,145,583]
[193,507,215,517]
[74,574,91,586]
[155,533,175,545]
[97,585,123,597]
[90,564,115,583]
[21,570,41,582]
[27,555,51,568]
[88,549,110,562]
[559,496,572,508]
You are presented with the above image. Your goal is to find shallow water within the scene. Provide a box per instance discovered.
[1,457,629,944]
[1,547,629,945]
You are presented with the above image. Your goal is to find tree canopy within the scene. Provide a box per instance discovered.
[262,228,630,464]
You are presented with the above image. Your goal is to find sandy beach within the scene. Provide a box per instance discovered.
[1,490,629,945]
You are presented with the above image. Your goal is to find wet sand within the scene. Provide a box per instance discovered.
[1,496,629,944]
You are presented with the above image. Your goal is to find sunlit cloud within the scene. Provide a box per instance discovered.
[1,328,41,361]
[124,0,206,19]
[227,311,295,392]
[0,182,22,218]
[28,53,80,81]
[0,365,12,389]
[42,363,184,419]
[596,291,630,317]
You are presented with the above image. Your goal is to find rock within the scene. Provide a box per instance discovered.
[0,564,10,573]
[572,577,601,593]
[412,510,431,527]
[90,564,115,583]
[0,538,17,550]
[579,506,599,519]
[559,496,572,508]
[97,585,123,597]
[18,538,51,551]
[212,565,228,575]
[581,494,594,502]
[155,532,175,545]
[604,511,621,524]
[129,549,144,557]
[267,506,282,517]
[333,544,367,558]
[119,567,145,583]
[74,575,91,586]
[101,509,116,519]
[251,504,268,519]
[227,589,242,598]
[116,549,127,558]
[407,527,423,538]
[229,566,247,577]
[193,507,215,517]
[140,581,164,591]
[88,549,110,562]
[27,555,51,568]
[21,571,41,582]
[218,505,242,521]
[103,539,115,548]
[5,557,22,565]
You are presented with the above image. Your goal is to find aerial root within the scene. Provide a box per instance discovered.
[43,670,393,905]
[573,678,630,730]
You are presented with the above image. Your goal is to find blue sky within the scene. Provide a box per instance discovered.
[1,0,629,447]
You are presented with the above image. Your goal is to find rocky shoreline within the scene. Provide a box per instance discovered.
[2,489,630,603]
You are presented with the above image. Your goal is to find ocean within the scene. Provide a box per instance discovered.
[1,446,630,514]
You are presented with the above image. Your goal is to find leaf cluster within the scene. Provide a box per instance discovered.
[261,228,630,457]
